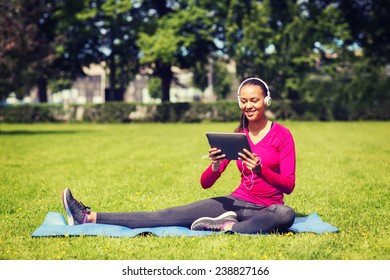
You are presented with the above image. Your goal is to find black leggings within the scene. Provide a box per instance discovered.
[96,195,295,234]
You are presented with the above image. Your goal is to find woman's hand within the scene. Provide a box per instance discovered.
[238,148,262,174]
[208,147,226,172]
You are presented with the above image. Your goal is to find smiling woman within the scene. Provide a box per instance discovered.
[235,77,272,135]
[0,121,389,260]
[61,77,297,235]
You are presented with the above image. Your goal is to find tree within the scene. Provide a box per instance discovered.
[339,0,390,66]
[226,0,274,86]
[0,0,62,102]
[54,0,140,101]
[193,58,233,100]
[136,1,216,102]
[226,0,354,100]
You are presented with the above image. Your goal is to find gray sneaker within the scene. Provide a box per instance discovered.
[62,188,91,226]
[191,211,238,231]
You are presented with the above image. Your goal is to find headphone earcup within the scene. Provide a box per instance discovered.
[237,96,241,107]
[264,96,272,107]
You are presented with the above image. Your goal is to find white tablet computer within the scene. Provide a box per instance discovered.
[206,132,252,160]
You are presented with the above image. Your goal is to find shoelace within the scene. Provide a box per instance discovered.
[75,201,91,224]
[75,200,91,215]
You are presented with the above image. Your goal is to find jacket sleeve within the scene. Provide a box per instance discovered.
[259,130,296,194]
[200,160,230,189]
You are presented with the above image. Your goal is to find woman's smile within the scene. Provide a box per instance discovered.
[245,109,256,118]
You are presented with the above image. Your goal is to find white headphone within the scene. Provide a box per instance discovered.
[237,77,272,107]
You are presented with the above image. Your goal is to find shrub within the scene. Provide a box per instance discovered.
[82,102,137,123]
[0,104,65,123]
[1,99,389,123]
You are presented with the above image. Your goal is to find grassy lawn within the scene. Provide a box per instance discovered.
[0,121,389,260]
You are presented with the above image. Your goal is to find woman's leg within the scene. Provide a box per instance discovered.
[232,203,295,234]
[63,188,294,233]
[96,195,246,228]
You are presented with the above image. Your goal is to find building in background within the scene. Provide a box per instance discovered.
[50,64,105,104]
[9,61,235,105]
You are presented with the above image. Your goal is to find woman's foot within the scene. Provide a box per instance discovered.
[191,211,237,231]
[62,188,91,226]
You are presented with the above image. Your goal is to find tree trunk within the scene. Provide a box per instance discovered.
[108,55,117,101]
[159,63,173,102]
[38,76,48,103]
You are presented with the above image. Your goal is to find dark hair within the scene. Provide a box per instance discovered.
[234,78,268,132]
[234,114,248,133]
[238,78,268,97]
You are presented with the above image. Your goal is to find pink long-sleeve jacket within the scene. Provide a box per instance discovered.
[200,123,296,206]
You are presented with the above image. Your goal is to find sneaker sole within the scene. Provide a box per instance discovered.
[191,211,237,230]
[62,189,75,226]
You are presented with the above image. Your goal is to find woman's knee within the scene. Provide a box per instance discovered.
[279,205,295,227]
[269,204,295,228]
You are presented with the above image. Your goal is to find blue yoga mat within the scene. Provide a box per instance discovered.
[31,212,338,237]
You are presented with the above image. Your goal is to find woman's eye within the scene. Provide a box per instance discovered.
[240,99,259,104]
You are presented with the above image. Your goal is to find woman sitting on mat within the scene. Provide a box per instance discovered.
[62,77,296,234]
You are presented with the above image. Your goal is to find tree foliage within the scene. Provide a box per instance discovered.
[0,0,62,101]
[53,0,139,101]
[339,0,390,65]
[0,0,388,120]
[192,58,233,100]
[136,1,217,101]
[225,0,388,119]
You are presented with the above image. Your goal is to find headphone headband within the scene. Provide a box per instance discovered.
[237,77,272,107]
[237,77,270,97]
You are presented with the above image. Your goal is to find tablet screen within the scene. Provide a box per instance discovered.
[206,132,252,160]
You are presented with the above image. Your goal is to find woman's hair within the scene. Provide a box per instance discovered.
[234,78,268,132]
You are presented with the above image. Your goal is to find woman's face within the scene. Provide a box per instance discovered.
[238,84,266,122]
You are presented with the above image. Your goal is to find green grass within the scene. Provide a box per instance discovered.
[0,121,389,260]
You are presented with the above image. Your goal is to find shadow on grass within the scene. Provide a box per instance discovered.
[295,212,309,217]
[0,130,83,136]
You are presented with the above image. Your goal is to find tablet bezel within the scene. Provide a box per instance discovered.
[206,132,252,160]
